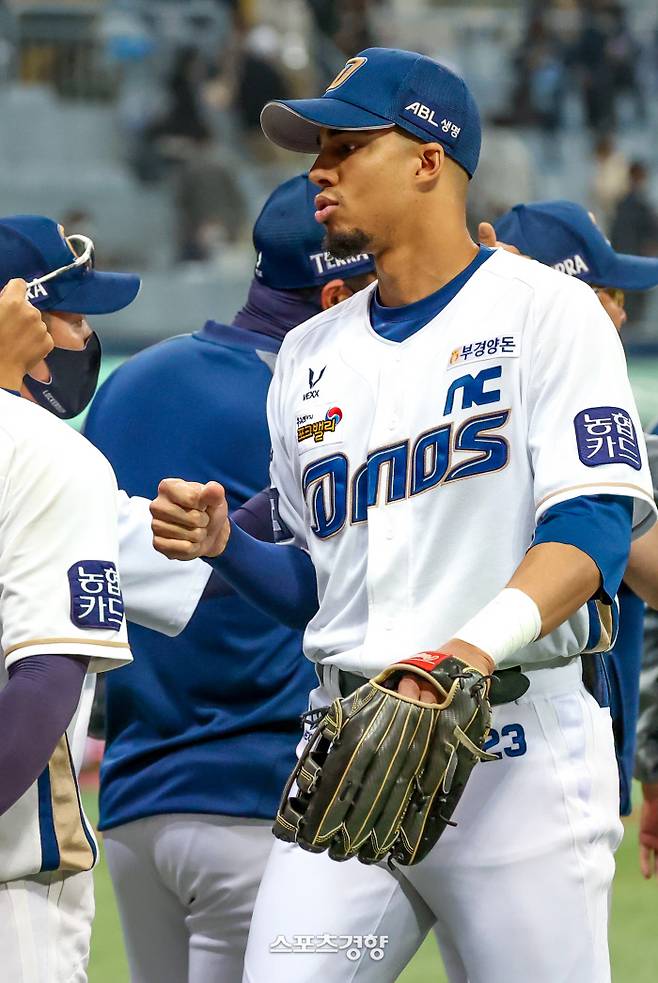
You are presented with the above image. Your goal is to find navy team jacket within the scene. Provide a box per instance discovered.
[84,322,315,830]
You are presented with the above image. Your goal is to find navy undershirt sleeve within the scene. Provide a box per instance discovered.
[206,520,318,629]
[531,494,633,602]
[0,654,88,817]
[201,489,275,601]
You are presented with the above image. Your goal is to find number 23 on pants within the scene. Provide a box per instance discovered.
[483,723,527,759]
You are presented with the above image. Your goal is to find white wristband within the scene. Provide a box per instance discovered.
[453,588,542,667]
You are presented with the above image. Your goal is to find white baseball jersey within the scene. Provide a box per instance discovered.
[268,249,656,677]
[116,491,211,637]
[0,391,132,882]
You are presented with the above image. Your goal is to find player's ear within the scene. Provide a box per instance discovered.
[320,279,352,309]
[415,142,445,184]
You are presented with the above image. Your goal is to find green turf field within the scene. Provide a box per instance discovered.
[83,790,658,983]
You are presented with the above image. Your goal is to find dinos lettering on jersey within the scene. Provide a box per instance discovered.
[302,408,511,540]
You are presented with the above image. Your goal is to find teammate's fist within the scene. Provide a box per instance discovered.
[639,782,658,880]
[150,478,229,560]
[0,279,53,391]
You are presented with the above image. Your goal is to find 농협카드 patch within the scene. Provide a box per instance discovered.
[68,560,125,630]
[574,407,642,470]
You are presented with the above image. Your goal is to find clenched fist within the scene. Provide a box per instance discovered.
[150,478,230,560]
[0,279,53,391]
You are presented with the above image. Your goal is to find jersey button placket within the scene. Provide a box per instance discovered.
[366,348,409,645]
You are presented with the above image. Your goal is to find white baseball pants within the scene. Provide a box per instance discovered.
[243,661,623,983]
[0,869,93,982]
[103,813,273,983]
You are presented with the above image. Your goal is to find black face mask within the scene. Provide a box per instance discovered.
[23,332,101,420]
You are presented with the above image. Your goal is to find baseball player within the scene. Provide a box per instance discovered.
[0,216,226,982]
[0,224,135,982]
[151,49,657,982]
[82,175,376,983]
[480,201,658,817]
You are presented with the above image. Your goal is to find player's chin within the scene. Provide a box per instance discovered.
[325,224,371,260]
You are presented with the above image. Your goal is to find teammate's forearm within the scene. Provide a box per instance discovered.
[232,489,276,543]
[0,654,88,816]
[206,521,318,629]
[199,489,276,601]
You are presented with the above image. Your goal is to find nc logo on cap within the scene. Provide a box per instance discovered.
[326,56,368,92]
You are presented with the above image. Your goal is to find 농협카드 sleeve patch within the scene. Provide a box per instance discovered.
[68,560,125,630]
[574,406,642,471]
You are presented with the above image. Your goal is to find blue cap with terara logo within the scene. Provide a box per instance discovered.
[253,173,375,289]
[494,200,658,291]
[260,47,481,178]
[0,215,140,313]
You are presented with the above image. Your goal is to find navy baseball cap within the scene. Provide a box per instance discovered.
[0,215,140,313]
[494,201,658,291]
[253,173,375,289]
[261,47,481,178]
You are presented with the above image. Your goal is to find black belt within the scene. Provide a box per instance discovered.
[317,664,366,698]
[317,662,563,705]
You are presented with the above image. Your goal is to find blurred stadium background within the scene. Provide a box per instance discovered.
[3,0,657,978]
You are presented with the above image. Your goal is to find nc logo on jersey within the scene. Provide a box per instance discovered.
[325,56,368,92]
[553,253,589,277]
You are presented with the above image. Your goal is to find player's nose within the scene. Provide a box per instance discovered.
[309,156,337,190]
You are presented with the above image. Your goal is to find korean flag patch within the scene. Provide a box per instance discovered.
[574,407,642,471]
[68,560,125,631]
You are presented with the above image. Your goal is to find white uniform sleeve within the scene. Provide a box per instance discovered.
[266,351,309,550]
[117,491,211,636]
[0,422,132,672]
[525,276,656,532]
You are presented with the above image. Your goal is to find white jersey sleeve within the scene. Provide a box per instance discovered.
[117,490,212,636]
[524,274,655,530]
[0,397,132,672]
[267,347,310,551]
